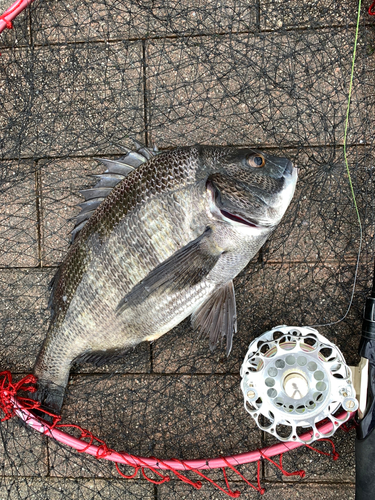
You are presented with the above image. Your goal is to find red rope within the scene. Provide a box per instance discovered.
[56,424,95,453]
[222,457,266,495]
[171,458,241,498]
[96,444,112,459]
[140,467,170,485]
[369,1,375,15]
[116,452,172,484]
[0,371,40,421]
[149,457,202,489]
[115,462,140,479]
[341,419,358,433]
[0,371,62,427]
[56,423,172,484]
[258,449,305,478]
[305,438,339,461]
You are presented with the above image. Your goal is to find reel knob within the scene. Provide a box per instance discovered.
[240,326,358,444]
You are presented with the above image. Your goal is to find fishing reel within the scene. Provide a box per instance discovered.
[240,326,358,444]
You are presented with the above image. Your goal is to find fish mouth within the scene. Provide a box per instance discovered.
[207,180,263,229]
[264,157,295,179]
[219,209,260,228]
[283,160,294,176]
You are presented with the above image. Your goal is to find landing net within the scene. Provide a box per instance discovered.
[0,0,374,498]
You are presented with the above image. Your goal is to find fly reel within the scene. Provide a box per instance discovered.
[240,326,358,444]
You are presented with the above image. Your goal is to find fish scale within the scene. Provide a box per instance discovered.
[33,144,297,415]
[51,148,198,326]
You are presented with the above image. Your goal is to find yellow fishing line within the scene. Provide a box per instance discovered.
[343,0,363,232]
[312,0,363,328]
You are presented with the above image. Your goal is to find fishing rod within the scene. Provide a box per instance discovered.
[354,257,375,499]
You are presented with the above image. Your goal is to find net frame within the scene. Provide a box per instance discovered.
[0,370,352,496]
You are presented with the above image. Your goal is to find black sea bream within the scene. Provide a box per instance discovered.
[33,143,298,414]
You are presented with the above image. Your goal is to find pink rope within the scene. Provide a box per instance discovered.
[0,0,34,34]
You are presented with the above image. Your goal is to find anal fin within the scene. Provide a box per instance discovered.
[73,348,130,367]
[191,280,237,356]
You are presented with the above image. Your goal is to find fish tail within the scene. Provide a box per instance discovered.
[32,346,70,417]
[31,378,66,419]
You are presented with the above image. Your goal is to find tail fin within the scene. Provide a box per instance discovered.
[31,378,66,419]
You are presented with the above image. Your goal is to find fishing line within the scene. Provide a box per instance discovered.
[310,0,363,329]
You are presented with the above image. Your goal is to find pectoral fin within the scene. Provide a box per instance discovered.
[116,227,222,315]
[191,280,237,356]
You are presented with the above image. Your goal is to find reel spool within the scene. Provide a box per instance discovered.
[240,326,358,444]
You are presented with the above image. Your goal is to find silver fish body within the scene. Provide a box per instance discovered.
[33,144,297,414]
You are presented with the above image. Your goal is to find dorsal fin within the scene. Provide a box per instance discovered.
[71,141,159,242]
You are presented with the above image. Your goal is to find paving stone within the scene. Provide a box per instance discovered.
[0,0,11,13]
[0,477,154,500]
[0,269,53,373]
[1,42,145,160]
[0,161,38,267]
[39,157,104,266]
[0,417,48,477]
[146,29,370,148]
[157,480,355,499]
[48,373,260,477]
[1,3,373,499]
[260,0,371,31]
[31,0,258,44]
[0,47,39,159]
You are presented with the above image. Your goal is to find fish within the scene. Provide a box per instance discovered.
[32,142,298,415]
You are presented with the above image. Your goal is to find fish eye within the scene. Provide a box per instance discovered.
[247,154,265,168]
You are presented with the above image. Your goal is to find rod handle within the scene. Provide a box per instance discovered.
[356,427,375,499]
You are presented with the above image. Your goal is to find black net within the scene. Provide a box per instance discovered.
[0,0,374,498]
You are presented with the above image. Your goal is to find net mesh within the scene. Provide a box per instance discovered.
[0,0,374,498]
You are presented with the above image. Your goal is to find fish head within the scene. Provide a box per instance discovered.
[204,148,298,231]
